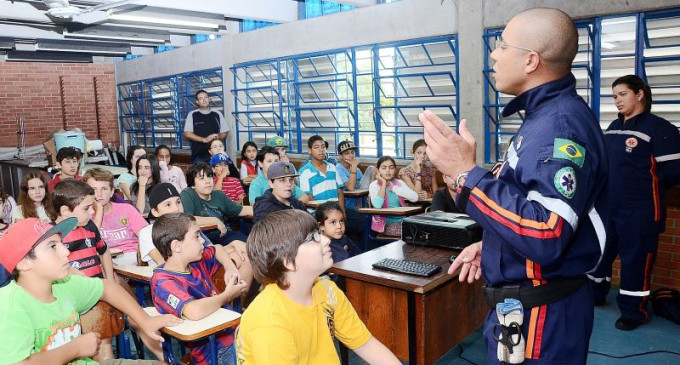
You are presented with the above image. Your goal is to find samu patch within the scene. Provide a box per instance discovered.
[553,138,586,168]
[554,167,577,199]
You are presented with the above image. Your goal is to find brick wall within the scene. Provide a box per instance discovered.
[611,188,680,291]
[0,62,118,149]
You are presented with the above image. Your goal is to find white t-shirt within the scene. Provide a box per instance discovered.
[138,223,159,268]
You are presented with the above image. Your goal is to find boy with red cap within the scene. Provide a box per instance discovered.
[0,217,181,364]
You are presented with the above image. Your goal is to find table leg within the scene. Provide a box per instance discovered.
[407,292,416,365]
[209,335,217,365]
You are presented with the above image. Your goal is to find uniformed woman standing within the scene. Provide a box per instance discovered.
[591,75,680,331]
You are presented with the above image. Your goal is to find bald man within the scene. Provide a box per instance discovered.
[420,8,608,364]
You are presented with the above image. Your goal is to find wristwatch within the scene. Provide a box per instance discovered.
[455,171,469,190]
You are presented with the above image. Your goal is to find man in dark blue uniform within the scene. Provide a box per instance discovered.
[421,8,608,364]
[589,75,680,330]
[183,89,230,163]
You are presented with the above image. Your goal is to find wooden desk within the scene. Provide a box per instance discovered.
[344,188,369,208]
[304,199,335,208]
[330,241,486,365]
[144,307,241,365]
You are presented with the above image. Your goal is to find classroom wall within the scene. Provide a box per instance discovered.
[112,0,680,290]
[0,62,118,148]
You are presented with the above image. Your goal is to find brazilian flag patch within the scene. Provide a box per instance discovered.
[553,138,586,168]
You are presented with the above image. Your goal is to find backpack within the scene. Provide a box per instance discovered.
[650,288,680,325]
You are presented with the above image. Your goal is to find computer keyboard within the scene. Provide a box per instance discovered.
[372,258,442,277]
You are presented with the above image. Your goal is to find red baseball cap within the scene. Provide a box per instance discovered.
[0,217,78,275]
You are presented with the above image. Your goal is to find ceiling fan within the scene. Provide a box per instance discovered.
[42,0,133,20]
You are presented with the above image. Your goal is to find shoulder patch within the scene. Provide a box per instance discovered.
[554,167,577,199]
[553,138,586,168]
[167,294,180,309]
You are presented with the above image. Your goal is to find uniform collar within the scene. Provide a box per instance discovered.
[502,73,577,118]
[617,110,650,127]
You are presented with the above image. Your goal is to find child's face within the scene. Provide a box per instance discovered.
[340,149,356,165]
[131,149,146,171]
[259,153,280,177]
[209,141,225,156]
[63,195,95,226]
[193,171,215,197]
[27,178,46,204]
[308,140,327,161]
[157,149,171,165]
[58,157,80,178]
[321,210,345,240]
[378,161,396,181]
[86,179,114,207]
[137,159,152,181]
[269,176,295,200]
[293,229,333,276]
[274,146,287,158]
[152,196,183,216]
[21,235,71,281]
[413,146,427,163]
[213,162,229,175]
[178,222,205,262]
[245,146,257,162]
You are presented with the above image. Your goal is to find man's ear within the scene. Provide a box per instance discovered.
[151,207,160,217]
[56,161,63,168]
[524,52,541,74]
[268,180,275,189]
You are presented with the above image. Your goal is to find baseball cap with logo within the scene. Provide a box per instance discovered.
[267,136,288,148]
[0,217,78,282]
[209,152,232,167]
[268,161,299,180]
[337,140,358,154]
[149,183,181,210]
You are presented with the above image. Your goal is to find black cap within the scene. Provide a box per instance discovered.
[149,183,180,210]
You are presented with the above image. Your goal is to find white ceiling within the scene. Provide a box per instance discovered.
[0,0,377,61]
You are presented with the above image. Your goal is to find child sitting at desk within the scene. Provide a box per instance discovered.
[0,217,181,365]
[315,201,361,263]
[139,183,253,291]
[236,209,400,364]
[369,156,419,237]
[49,146,83,191]
[84,168,148,267]
[151,212,249,365]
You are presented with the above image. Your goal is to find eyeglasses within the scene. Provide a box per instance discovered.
[495,38,535,53]
[303,229,323,244]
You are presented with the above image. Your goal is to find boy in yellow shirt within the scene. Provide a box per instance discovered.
[236,209,400,364]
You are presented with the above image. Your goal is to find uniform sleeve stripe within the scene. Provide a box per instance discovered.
[655,153,680,162]
[603,129,651,142]
[526,190,579,230]
[470,187,561,231]
[469,195,564,239]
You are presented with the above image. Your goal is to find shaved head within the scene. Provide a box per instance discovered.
[511,8,578,75]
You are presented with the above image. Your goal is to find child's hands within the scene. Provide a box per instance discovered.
[417,191,428,200]
[377,173,387,185]
[223,273,248,300]
[138,175,149,187]
[74,332,101,358]
[216,220,228,237]
[350,158,360,172]
[139,314,183,342]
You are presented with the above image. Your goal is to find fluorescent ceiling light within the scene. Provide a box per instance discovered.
[108,13,220,30]
[63,30,166,44]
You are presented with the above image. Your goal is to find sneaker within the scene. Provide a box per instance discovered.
[615,317,642,331]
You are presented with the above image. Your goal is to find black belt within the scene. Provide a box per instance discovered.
[482,275,587,309]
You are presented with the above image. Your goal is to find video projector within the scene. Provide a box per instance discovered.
[402,211,483,250]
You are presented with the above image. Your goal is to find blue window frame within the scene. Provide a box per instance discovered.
[240,20,279,33]
[118,68,224,149]
[231,35,459,159]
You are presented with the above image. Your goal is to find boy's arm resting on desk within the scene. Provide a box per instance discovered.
[100,278,182,341]
[238,205,253,217]
[182,288,243,321]
[354,337,402,365]
[195,216,227,237]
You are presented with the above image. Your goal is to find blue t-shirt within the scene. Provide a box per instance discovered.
[298,161,343,202]
[336,163,363,210]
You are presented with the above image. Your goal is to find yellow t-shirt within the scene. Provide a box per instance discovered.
[236,277,371,364]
